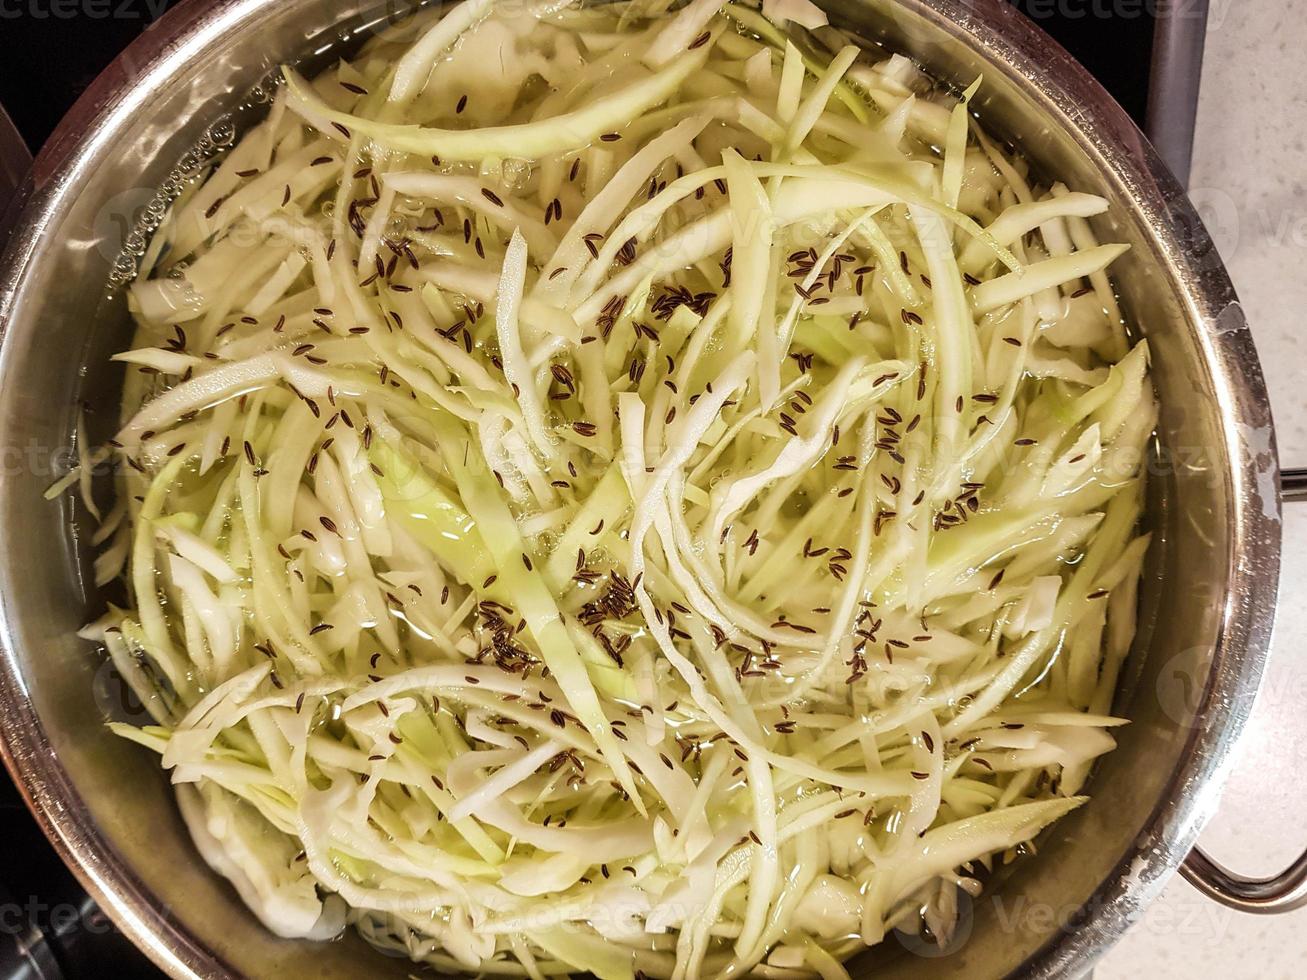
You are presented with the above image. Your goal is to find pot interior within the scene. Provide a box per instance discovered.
[0,0,1276,977]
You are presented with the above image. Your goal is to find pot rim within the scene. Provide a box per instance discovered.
[0,0,1281,977]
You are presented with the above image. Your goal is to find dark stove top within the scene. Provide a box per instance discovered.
[0,2,1199,977]
[0,0,1163,147]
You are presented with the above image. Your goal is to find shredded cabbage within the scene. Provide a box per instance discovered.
[75,1,1153,975]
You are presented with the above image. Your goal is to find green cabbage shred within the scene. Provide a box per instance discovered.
[74,0,1154,975]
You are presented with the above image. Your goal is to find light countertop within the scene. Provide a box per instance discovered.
[1097,2,1307,976]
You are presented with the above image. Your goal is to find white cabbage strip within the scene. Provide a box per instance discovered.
[76,1,1153,976]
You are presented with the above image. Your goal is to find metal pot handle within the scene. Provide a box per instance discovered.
[1280,468,1307,503]
[1182,849,1307,913]
[1179,468,1307,912]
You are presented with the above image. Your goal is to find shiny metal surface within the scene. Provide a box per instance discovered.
[1177,470,1307,914]
[1144,0,1210,185]
[1280,468,1307,503]
[0,0,1282,978]
[1182,838,1307,914]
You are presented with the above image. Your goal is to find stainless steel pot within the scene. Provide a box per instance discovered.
[0,0,1297,975]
